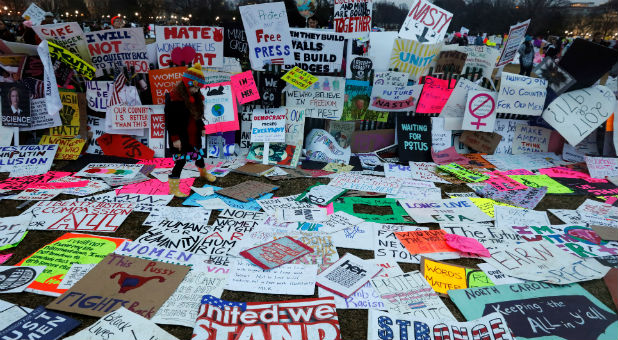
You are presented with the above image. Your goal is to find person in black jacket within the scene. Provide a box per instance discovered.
[165,63,216,197]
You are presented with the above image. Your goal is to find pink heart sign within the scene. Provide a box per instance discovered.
[171,46,196,66]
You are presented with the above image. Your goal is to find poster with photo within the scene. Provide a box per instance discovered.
[0,83,31,127]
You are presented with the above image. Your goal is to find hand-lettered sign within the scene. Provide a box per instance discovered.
[333,0,373,36]
[85,28,148,76]
[399,0,453,44]
[155,26,223,68]
[230,70,260,104]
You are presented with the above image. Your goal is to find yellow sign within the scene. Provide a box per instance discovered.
[40,135,85,160]
[47,41,95,80]
[469,197,520,218]
[50,90,80,137]
[389,38,442,82]
[281,67,318,90]
[421,257,493,295]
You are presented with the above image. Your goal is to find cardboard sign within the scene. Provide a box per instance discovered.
[193,296,340,340]
[148,66,186,105]
[496,19,530,67]
[288,28,345,73]
[512,123,551,154]
[316,253,381,298]
[49,254,189,318]
[543,85,616,145]
[434,50,467,74]
[459,130,502,154]
[66,307,178,340]
[341,80,387,121]
[85,28,148,76]
[400,198,492,223]
[250,108,286,143]
[397,114,432,162]
[416,77,455,114]
[34,22,92,66]
[399,0,453,44]
[0,144,58,177]
[285,76,345,119]
[462,90,498,132]
[281,66,318,90]
[155,26,223,68]
[202,81,239,134]
[74,163,143,179]
[0,306,80,340]
[420,257,493,295]
[230,70,260,104]
[497,72,547,116]
[27,200,135,232]
[370,272,455,319]
[485,241,609,284]
[216,180,278,202]
[240,236,313,270]
[368,311,511,340]
[389,39,442,81]
[449,283,618,340]
[0,83,31,127]
[22,3,45,25]
[239,2,294,70]
[333,0,373,36]
[369,84,420,112]
[47,40,95,79]
[16,233,127,296]
[108,105,158,130]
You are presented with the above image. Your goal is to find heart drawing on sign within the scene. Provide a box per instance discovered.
[565,226,602,245]
[171,46,196,66]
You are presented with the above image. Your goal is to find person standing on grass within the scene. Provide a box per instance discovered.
[518,36,534,76]
[165,63,216,197]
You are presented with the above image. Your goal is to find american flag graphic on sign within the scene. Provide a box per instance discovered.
[193,295,340,340]
[107,72,127,107]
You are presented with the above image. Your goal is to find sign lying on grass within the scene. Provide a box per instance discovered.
[26,200,135,232]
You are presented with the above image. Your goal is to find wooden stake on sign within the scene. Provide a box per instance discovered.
[262,142,270,164]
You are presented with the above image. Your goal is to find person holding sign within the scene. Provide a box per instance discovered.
[165,63,216,197]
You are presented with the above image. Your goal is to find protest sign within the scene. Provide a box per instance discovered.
[559,38,618,90]
[400,198,492,223]
[0,306,80,340]
[77,192,171,213]
[482,153,556,170]
[399,0,453,44]
[85,28,147,76]
[143,206,211,228]
[441,78,485,130]
[449,283,618,340]
[96,134,154,160]
[0,216,30,251]
[329,172,402,195]
[155,26,223,68]
[438,163,489,182]
[23,98,61,131]
[510,224,618,258]
[117,178,194,196]
[0,83,31,127]
[11,187,62,200]
[368,310,511,340]
[193,296,340,340]
[0,144,58,177]
[0,266,45,293]
[472,183,546,209]
[288,28,345,73]
[223,23,248,59]
[240,236,312,270]
[239,2,293,70]
[395,229,456,254]
[369,84,419,112]
[421,257,493,295]
[416,77,455,114]
[216,180,278,202]
[249,106,304,167]
[389,39,442,81]
[17,233,127,296]
[459,130,502,154]
[511,124,551,154]
[49,254,189,318]
[586,156,618,179]
[485,241,610,284]
[34,22,91,65]
[497,72,547,116]
[533,57,576,95]
[0,171,70,190]
[397,114,432,162]
[149,110,165,158]
[74,163,143,179]
[285,76,345,119]
[250,108,286,143]
[373,71,408,86]
[66,307,178,340]
[297,184,347,205]
[22,3,45,25]
[435,50,467,74]
[230,70,260,104]
[440,223,521,253]
[508,174,574,194]
[47,41,95,79]
[226,260,317,295]
[39,136,85,160]
[107,105,156,130]
[390,162,448,183]
[148,66,186,105]
[371,272,456,319]
[461,90,498,132]
[543,85,617,146]
[281,66,318,90]
[334,197,411,224]
[27,200,135,232]
[333,0,372,36]
[57,263,96,290]
[317,253,381,298]
[477,263,524,284]
[202,81,238,134]
[341,80,387,121]
[496,19,530,67]
[86,81,112,112]
[49,90,83,138]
